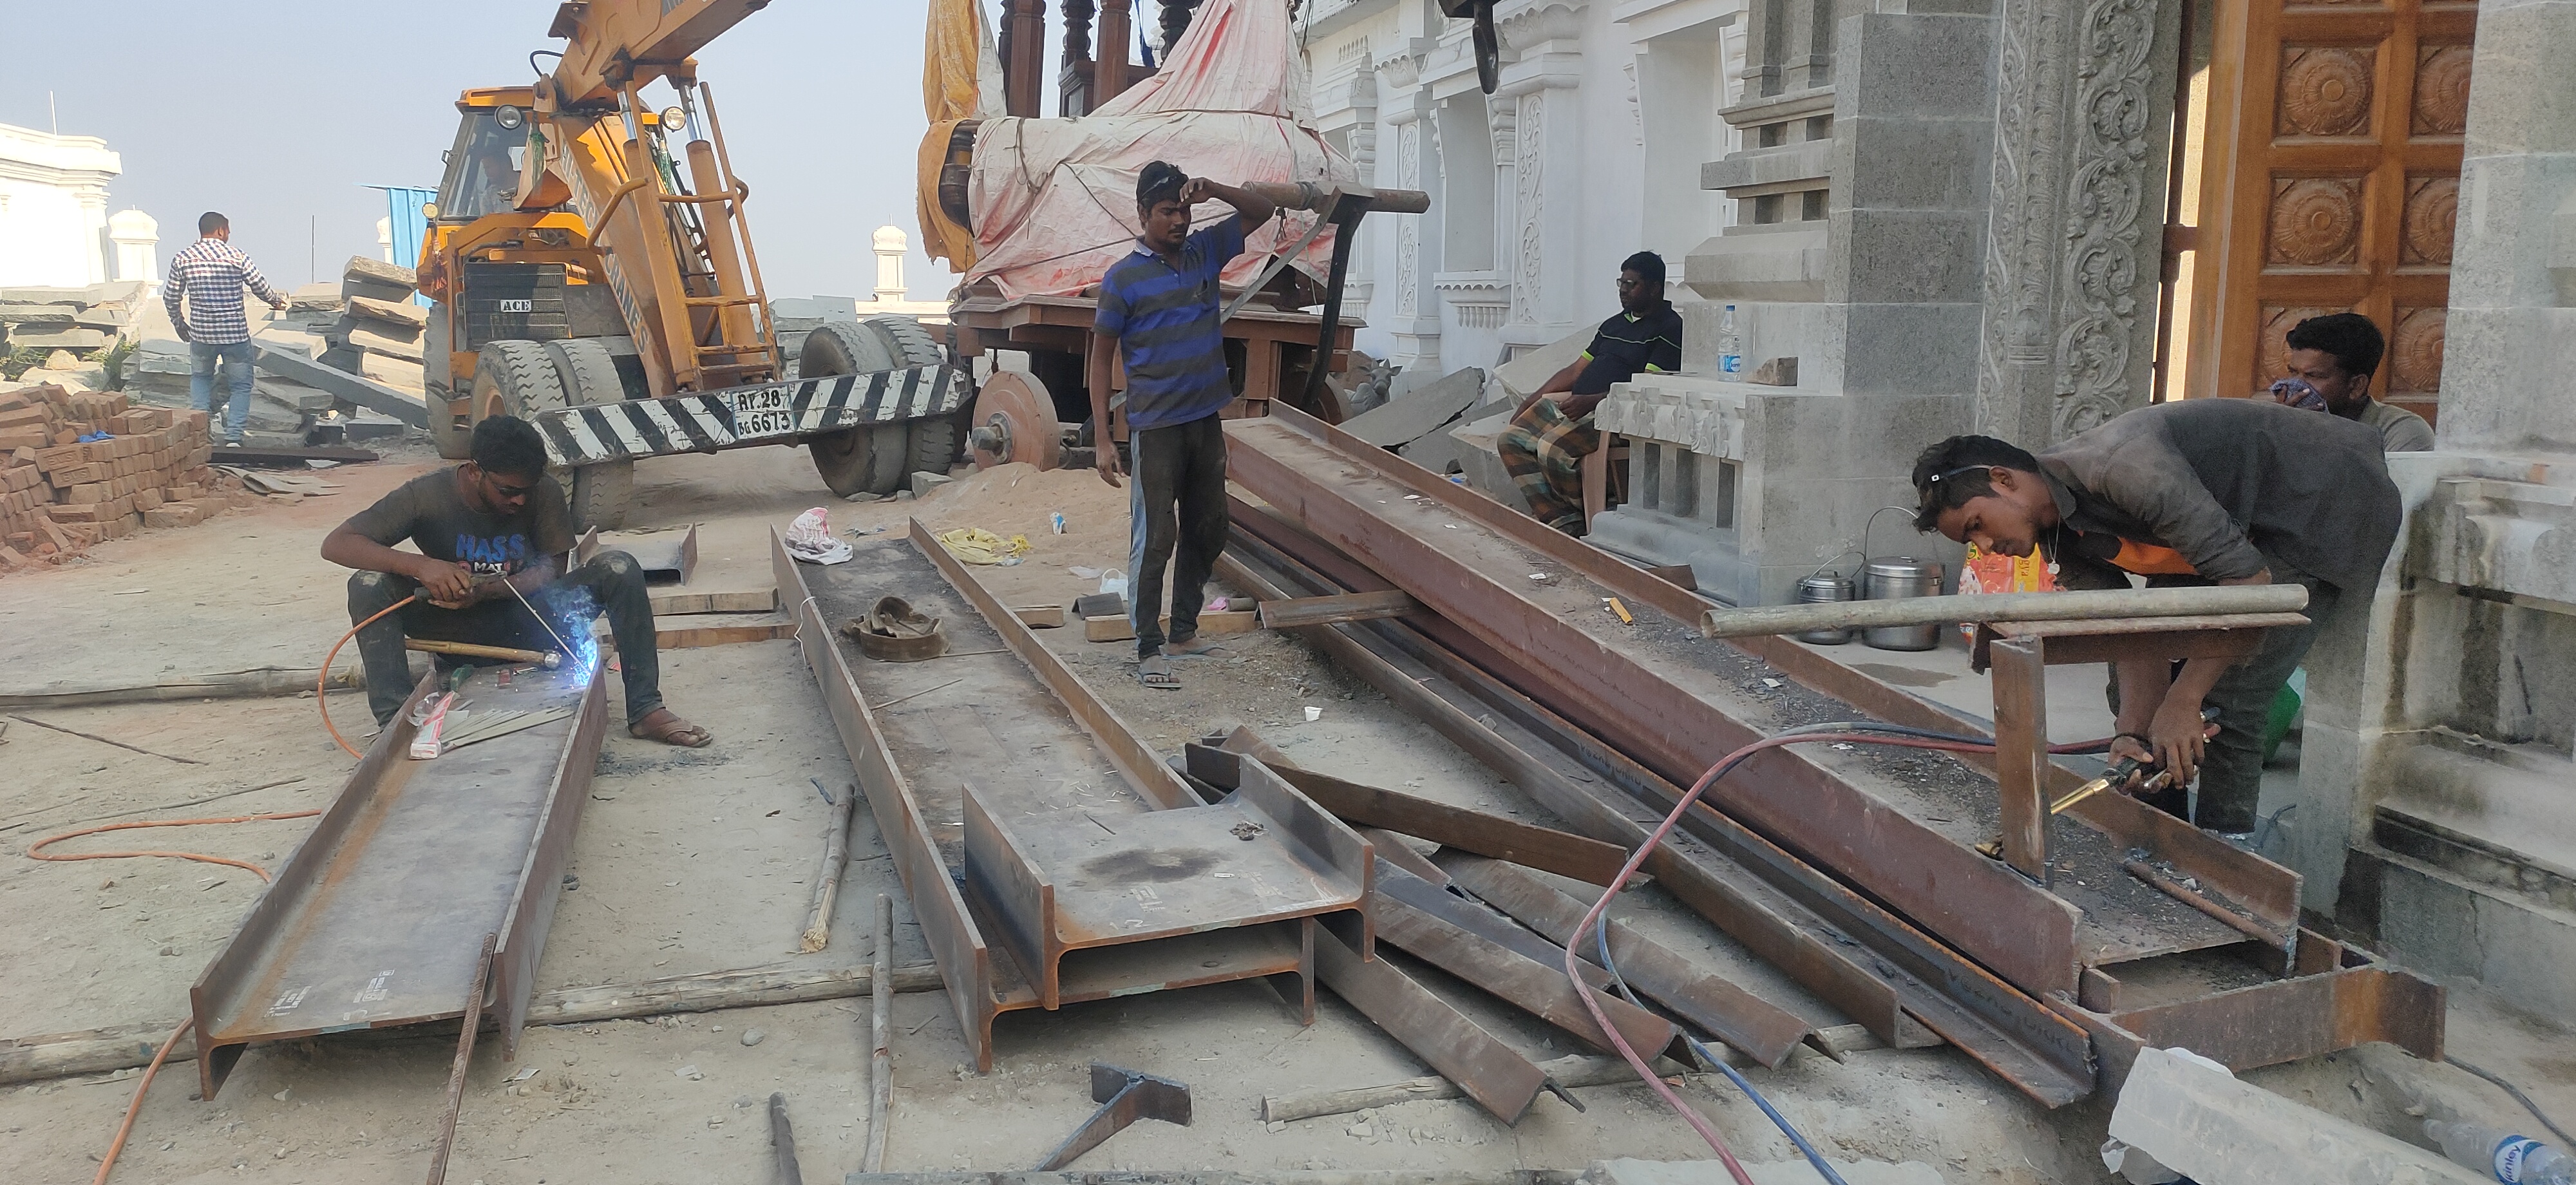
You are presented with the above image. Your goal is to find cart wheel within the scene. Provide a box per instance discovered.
[964,372,1060,471]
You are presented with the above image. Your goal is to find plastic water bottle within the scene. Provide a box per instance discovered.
[2428,1121,2575,1184]
[1718,304,1743,376]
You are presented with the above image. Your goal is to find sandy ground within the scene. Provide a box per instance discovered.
[3,441,2569,1185]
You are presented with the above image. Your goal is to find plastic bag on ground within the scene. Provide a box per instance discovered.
[786,507,855,565]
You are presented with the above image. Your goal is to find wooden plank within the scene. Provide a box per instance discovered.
[1256,589,1420,630]
[648,587,779,616]
[603,614,797,650]
[657,620,795,649]
[1082,609,1261,643]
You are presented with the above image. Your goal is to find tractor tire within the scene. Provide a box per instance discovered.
[800,321,910,497]
[425,303,471,460]
[544,338,635,531]
[862,314,967,475]
[862,314,945,367]
[472,339,566,426]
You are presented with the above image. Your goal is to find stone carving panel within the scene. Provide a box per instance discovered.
[2391,307,2445,395]
[2050,0,2161,438]
[2267,176,2365,267]
[2257,304,2340,390]
[2275,46,2374,138]
[1397,123,1421,318]
[2410,43,2472,137]
[1513,91,1544,324]
[2401,175,2459,265]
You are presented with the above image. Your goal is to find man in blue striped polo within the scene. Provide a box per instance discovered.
[1089,161,1274,690]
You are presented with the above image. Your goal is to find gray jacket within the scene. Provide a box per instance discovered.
[2036,398,2401,592]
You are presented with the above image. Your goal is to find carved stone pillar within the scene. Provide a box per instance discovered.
[1378,53,1442,376]
[1973,0,2181,446]
[1495,4,1585,351]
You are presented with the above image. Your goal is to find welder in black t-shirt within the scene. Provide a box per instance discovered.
[320,415,710,746]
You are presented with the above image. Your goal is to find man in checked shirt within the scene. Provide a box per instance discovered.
[164,211,289,446]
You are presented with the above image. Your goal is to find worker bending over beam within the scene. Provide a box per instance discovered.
[1909,399,2399,840]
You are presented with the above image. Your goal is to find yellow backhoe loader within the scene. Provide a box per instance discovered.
[418,1,967,528]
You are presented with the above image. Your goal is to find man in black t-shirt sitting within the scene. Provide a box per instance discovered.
[321,415,711,747]
[1497,251,1685,534]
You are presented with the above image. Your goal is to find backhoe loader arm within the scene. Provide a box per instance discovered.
[544,0,775,104]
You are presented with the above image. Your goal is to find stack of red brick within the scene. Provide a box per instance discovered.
[0,384,249,570]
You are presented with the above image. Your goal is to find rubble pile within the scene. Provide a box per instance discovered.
[0,383,247,571]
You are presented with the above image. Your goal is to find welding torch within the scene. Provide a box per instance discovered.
[1975,706,2221,858]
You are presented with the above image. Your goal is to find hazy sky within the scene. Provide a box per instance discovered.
[6,1,989,302]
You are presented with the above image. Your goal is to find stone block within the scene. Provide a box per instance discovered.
[341,278,413,307]
[1841,114,1996,210]
[1839,303,1984,396]
[1494,325,1592,398]
[346,294,430,330]
[1341,366,1483,447]
[2444,155,2576,310]
[2105,1047,2486,1185]
[341,255,417,293]
[10,328,111,352]
[1747,357,1798,386]
[1835,210,1991,305]
[1838,12,2000,120]
[0,303,77,326]
[143,505,203,529]
[1700,139,1833,194]
[1684,226,1832,304]
[2461,0,2576,157]
[349,325,425,363]
[2436,305,2576,451]
[360,354,426,392]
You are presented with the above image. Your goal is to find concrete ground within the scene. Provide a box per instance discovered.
[1,441,2567,1184]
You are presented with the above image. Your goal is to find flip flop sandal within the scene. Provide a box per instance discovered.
[630,712,714,748]
[1138,654,1182,690]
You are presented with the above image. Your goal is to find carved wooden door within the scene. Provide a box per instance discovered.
[2187,0,2474,424]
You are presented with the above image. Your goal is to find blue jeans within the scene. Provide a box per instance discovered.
[189,340,258,442]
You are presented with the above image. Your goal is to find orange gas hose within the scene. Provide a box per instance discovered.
[321,594,413,758]
[91,1018,193,1185]
[28,811,321,881]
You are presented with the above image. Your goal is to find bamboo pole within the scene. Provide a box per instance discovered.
[1698,583,2308,640]
[865,893,895,1173]
[799,787,859,952]
[0,960,944,1086]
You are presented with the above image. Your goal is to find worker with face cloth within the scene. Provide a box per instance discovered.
[1908,401,2401,842]
[2270,312,2433,452]
[1089,160,1275,692]
[320,415,712,747]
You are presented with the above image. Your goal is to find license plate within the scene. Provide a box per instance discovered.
[723,386,797,438]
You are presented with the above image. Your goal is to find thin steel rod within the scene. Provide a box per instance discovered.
[1698,585,2308,640]
[426,932,497,1185]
